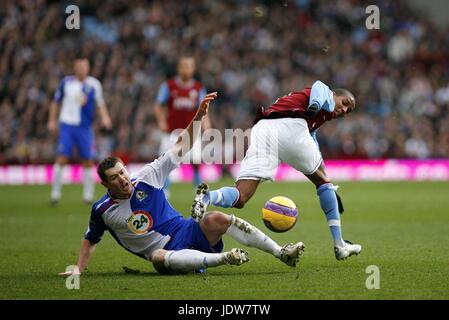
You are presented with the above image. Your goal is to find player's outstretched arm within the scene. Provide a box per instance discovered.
[171,92,217,160]
[136,92,217,189]
[58,239,97,275]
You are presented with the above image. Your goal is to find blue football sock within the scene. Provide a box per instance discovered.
[209,187,239,208]
[317,183,345,247]
[193,168,201,186]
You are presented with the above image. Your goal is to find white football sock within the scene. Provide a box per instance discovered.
[226,215,282,258]
[51,164,63,200]
[163,249,226,272]
[83,167,94,202]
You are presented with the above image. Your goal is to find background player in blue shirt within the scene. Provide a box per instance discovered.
[48,58,112,206]
[59,92,305,276]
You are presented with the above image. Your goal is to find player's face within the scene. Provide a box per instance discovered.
[102,163,133,199]
[178,58,195,81]
[333,94,356,118]
[74,59,90,80]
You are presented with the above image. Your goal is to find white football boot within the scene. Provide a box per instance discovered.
[191,183,210,222]
[334,240,362,260]
[280,242,306,267]
[222,248,250,266]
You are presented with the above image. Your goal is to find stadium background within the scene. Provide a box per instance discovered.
[1,0,449,300]
[1,0,449,166]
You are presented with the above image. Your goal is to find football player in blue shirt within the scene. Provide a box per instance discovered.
[48,58,112,206]
[59,92,304,276]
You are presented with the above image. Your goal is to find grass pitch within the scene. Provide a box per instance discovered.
[0,180,448,300]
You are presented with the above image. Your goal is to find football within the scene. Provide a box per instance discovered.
[262,196,298,233]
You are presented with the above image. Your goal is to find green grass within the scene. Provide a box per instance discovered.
[1,180,449,299]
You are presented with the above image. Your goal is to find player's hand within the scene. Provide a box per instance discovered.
[102,117,112,130]
[196,92,218,119]
[47,120,57,136]
[158,121,169,133]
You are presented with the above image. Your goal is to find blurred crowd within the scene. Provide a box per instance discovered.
[1,0,449,165]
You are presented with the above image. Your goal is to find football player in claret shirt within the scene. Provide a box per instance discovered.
[192,80,362,261]
[154,56,211,196]
[59,93,306,277]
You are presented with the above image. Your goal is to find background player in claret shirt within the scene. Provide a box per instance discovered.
[48,58,112,206]
[154,56,211,196]
[58,92,305,276]
[192,80,362,261]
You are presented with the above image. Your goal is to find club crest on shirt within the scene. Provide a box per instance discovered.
[127,210,153,234]
[189,89,198,100]
[136,190,147,201]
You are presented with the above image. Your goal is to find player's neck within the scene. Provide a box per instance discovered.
[178,76,192,85]
[76,75,87,82]
[108,189,133,200]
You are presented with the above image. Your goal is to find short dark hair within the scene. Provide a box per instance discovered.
[179,55,194,62]
[334,88,355,101]
[74,56,88,62]
[97,157,124,182]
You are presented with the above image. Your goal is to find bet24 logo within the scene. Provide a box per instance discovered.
[127,211,153,234]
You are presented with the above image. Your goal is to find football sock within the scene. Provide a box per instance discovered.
[209,187,239,208]
[163,249,226,272]
[83,167,94,202]
[226,215,282,258]
[317,183,345,247]
[51,164,63,200]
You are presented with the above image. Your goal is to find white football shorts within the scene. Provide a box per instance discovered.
[237,118,322,181]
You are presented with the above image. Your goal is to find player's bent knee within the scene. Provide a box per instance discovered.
[56,156,68,165]
[201,211,231,233]
[307,167,331,187]
[151,249,167,264]
[234,192,250,208]
[233,200,246,209]
[81,160,94,167]
[235,180,259,208]
[151,249,171,275]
